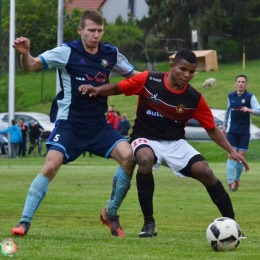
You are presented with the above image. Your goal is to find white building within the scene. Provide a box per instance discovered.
[66,0,149,23]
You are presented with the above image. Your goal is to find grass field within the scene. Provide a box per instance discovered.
[1,58,260,259]
[1,156,260,259]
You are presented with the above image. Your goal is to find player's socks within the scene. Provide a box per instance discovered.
[106,166,132,216]
[20,173,50,224]
[235,162,243,181]
[136,171,154,218]
[206,179,235,219]
[227,159,236,184]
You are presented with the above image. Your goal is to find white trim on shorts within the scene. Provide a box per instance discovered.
[130,138,200,177]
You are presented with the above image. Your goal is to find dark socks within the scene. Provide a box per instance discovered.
[206,179,235,219]
[136,171,155,223]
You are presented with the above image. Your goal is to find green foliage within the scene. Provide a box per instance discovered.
[102,18,145,61]
[0,74,26,111]
[139,49,169,63]
[209,38,241,63]
[63,8,84,41]
[1,0,59,72]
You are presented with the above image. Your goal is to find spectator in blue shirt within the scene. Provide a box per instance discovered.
[119,113,131,139]
[0,119,22,158]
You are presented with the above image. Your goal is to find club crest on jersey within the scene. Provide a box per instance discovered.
[101,59,108,67]
[241,99,245,104]
[176,104,186,114]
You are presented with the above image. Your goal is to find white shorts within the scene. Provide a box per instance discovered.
[130,138,200,177]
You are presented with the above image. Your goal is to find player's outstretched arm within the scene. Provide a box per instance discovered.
[206,126,250,171]
[13,37,43,71]
[78,83,123,97]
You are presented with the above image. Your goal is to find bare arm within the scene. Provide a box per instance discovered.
[125,70,141,78]
[206,126,250,171]
[13,37,44,71]
[78,83,123,97]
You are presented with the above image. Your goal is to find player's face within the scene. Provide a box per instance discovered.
[169,59,196,88]
[78,19,104,53]
[235,77,247,94]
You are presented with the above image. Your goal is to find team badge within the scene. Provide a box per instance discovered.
[101,59,108,67]
[176,103,186,114]
[241,99,245,104]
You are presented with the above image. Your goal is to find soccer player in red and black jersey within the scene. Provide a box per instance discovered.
[79,49,249,238]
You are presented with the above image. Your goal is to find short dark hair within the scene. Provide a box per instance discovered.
[11,119,16,126]
[80,10,104,28]
[173,49,197,65]
[19,117,24,122]
[236,75,247,82]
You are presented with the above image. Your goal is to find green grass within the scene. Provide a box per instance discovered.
[189,139,260,162]
[1,60,259,258]
[1,156,260,259]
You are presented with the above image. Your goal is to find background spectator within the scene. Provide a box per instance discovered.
[107,105,115,126]
[119,113,131,139]
[28,120,44,155]
[18,118,28,157]
[82,151,92,158]
[113,111,122,131]
[0,119,22,158]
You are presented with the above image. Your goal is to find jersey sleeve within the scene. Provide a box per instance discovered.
[111,49,134,77]
[118,71,149,96]
[38,45,71,70]
[192,95,215,129]
[250,95,260,110]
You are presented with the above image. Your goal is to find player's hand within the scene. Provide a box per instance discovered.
[12,37,31,55]
[78,85,98,97]
[240,107,251,113]
[229,151,250,172]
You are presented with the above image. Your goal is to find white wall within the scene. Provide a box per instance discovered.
[101,0,149,23]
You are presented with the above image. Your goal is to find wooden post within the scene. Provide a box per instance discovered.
[243,45,245,70]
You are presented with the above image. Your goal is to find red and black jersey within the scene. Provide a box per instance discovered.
[118,71,215,140]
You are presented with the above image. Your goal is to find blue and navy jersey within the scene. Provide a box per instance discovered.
[225,90,260,134]
[39,39,134,124]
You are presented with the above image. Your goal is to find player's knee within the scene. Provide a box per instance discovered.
[192,162,216,184]
[119,148,136,171]
[136,153,154,169]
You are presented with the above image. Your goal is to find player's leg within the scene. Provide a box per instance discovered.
[131,138,159,238]
[234,134,249,190]
[28,137,35,155]
[11,150,63,236]
[187,159,235,219]
[163,140,235,220]
[93,125,135,236]
[226,133,239,191]
[11,121,83,236]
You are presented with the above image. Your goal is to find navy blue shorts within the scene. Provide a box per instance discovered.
[226,132,250,151]
[46,120,126,164]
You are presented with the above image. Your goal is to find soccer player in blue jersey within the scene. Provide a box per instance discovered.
[223,75,260,191]
[11,10,139,237]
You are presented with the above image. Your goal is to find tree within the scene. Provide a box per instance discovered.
[1,0,59,72]
[143,0,260,61]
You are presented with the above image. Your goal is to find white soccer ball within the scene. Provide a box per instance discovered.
[206,217,242,251]
[0,238,18,257]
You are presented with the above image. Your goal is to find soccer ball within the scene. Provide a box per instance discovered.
[206,217,242,251]
[0,238,18,257]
